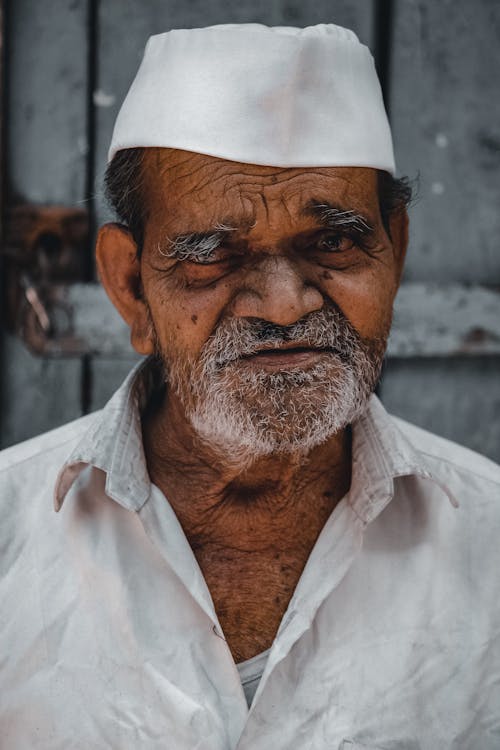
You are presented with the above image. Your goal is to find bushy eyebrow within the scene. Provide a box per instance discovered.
[301,199,374,234]
[157,200,373,262]
[157,222,238,262]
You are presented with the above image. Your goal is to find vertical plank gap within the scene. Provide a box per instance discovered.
[81,352,93,414]
[82,0,98,415]
[374,0,394,116]
[84,0,98,283]
[374,0,394,400]
[0,0,9,446]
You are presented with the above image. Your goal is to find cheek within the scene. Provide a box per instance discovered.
[145,276,234,356]
[320,268,398,339]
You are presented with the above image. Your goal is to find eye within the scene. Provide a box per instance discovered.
[190,255,220,265]
[181,248,244,286]
[317,234,355,253]
[186,244,247,266]
[186,249,229,265]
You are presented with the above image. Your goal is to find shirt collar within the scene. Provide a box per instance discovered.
[54,357,155,512]
[347,395,458,525]
[54,358,458,516]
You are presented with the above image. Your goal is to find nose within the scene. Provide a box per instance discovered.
[230,255,324,326]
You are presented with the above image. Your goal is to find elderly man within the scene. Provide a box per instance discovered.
[1,22,499,750]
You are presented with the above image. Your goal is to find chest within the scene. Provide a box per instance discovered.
[194,545,308,662]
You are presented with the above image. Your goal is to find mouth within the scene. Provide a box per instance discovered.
[238,345,335,368]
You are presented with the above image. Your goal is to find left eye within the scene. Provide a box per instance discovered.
[317,234,355,253]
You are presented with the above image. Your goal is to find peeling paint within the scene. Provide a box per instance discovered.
[431,181,445,195]
[76,136,88,155]
[435,133,448,148]
[93,89,116,108]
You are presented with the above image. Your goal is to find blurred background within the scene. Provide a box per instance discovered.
[0,0,499,460]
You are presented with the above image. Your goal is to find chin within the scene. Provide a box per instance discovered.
[186,362,376,462]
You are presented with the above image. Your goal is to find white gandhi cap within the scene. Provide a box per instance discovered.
[108,23,396,175]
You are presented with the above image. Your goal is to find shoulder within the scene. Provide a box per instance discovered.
[392,413,500,496]
[0,413,102,588]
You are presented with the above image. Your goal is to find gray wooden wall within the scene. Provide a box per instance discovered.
[1,0,499,462]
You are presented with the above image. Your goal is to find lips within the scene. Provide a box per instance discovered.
[239,345,334,367]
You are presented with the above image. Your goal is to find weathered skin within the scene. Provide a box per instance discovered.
[96,147,408,662]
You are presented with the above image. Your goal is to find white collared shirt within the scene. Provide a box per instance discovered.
[1,358,500,749]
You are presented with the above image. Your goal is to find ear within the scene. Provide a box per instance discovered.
[95,223,155,356]
[388,208,409,285]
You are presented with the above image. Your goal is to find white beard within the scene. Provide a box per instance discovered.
[162,308,386,463]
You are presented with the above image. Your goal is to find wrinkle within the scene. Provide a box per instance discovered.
[259,192,270,222]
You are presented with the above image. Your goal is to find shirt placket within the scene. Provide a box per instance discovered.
[235,497,366,747]
[138,484,249,747]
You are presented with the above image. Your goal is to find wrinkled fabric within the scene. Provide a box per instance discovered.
[1,357,499,749]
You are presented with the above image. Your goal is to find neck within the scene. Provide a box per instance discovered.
[142,388,352,550]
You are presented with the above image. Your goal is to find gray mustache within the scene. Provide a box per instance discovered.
[201,309,362,369]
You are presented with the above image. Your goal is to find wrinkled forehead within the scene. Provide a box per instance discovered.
[141,147,380,230]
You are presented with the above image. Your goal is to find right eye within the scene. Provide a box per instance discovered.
[186,249,228,265]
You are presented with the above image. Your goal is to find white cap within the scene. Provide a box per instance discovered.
[108,23,395,175]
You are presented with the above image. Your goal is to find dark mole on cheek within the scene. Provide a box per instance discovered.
[191,314,198,324]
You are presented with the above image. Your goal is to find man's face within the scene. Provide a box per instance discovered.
[131,149,406,457]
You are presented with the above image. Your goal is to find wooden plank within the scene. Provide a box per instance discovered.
[0,0,89,448]
[7,0,89,205]
[389,0,500,283]
[89,0,376,406]
[388,283,500,356]
[0,335,84,446]
[381,0,500,463]
[380,357,500,464]
[64,283,132,357]
[22,281,500,359]
[90,357,142,412]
